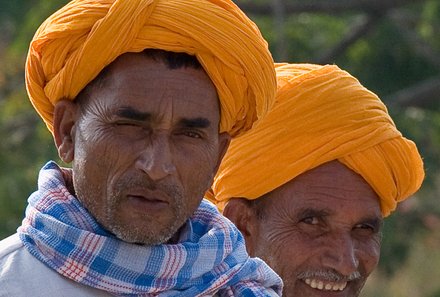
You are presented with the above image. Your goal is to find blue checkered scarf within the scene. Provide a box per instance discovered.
[18,162,282,296]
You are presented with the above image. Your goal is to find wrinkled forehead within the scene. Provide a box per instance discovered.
[265,160,382,219]
[77,52,221,128]
[82,51,211,94]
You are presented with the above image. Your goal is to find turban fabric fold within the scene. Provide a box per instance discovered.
[209,63,424,216]
[25,0,276,137]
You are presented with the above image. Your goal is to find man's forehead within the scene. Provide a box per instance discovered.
[265,160,382,217]
[83,53,220,117]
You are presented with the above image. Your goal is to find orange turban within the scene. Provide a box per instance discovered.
[25,0,276,137]
[209,63,424,216]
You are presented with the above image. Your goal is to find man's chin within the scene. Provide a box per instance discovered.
[107,218,182,245]
[112,226,174,245]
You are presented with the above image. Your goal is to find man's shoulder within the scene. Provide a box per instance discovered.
[0,233,23,258]
[0,233,111,297]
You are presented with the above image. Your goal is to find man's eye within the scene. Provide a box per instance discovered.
[177,130,203,139]
[301,217,319,225]
[355,223,372,230]
[114,121,139,127]
[353,223,378,236]
[185,132,202,138]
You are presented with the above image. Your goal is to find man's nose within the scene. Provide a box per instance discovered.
[135,135,177,181]
[320,232,360,277]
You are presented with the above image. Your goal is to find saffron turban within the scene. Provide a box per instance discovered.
[25,0,276,137]
[209,63,424,216]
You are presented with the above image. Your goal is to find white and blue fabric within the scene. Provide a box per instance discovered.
[18,161,282,296]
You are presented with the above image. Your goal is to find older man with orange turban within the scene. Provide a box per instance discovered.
[209,63,424,297]
[0,0,283,296]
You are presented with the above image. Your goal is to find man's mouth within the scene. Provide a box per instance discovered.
[125,188,171,211]
[303,278,347,291]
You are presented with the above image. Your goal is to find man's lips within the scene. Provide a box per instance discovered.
[297,270,360,295]
[125,189,170,212]
[303,278,347,292]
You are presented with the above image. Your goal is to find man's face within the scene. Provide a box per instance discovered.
[232,161,382,297]
[57,53,229,245]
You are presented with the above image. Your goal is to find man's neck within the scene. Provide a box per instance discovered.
[60,167,75,196]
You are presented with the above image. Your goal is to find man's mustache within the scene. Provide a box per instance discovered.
[115,174,182,198]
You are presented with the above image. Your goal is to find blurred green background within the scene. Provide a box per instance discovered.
[0,1,439,296]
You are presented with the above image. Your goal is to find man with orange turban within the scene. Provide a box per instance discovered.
[0,0,283,296]
[209,63,424,297]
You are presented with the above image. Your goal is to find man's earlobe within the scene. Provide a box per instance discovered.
[223,198,258,256]
[53,100,77,163]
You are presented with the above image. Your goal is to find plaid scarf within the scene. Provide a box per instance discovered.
[18,162,282,296]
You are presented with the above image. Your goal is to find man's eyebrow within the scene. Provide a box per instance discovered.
[178,118,211,129]
[115,107,151,121]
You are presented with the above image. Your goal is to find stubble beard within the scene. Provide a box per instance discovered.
[105,178,188,245]
[75,173,189,246]
[106,204,185,245]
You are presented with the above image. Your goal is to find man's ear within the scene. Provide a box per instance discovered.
[53,100,78,163]
[213,132,231,173]
[223,198,259,256]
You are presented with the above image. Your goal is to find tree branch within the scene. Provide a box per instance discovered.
[236,0,426,15]
[385,75,440,110]
[389,10,440,70]
[315,13,383,64]
[272,0,288,60]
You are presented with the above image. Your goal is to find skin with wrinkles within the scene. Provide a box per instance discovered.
[54,53,230,245]
[224,160,383,297]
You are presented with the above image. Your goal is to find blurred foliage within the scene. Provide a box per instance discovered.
[0,0,67,237]
[0,0,439,296]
